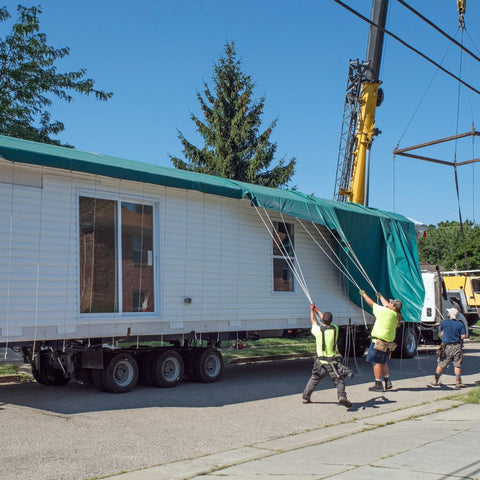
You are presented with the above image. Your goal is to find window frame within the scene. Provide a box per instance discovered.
[77,190,158,316]
[272,220,296,294]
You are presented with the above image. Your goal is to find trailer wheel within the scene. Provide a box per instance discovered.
[31,366,70,386]
[393,324,417,359]
[184,350,200,382]
[149,350,184,388]
[337,327,368,358]
[193,348,224,383]
[101,353,138,393]
[91,369,107,392]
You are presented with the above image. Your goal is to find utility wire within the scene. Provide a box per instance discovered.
[395,0,480,65]
[332,0,480,96]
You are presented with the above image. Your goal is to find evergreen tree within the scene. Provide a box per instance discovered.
[0,5,112,146]
[417,220,480,269]
[170,41,296,188]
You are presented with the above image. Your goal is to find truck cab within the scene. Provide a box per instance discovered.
[442,270,480,327]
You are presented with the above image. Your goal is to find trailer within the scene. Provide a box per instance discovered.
[0,136,425,392]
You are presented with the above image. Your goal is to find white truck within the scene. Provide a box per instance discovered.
[418,268,469,345]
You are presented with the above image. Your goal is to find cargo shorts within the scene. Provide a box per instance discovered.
[438,343,463,368]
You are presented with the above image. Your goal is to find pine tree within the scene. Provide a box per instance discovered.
[170,42,296,188]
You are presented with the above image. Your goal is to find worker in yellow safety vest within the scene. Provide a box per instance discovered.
[301,304,353,408]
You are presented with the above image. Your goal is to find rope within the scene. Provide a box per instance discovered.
[252,205,312,303]
[297,219,359,290]
[4,162,15,359]
[32,166,45,360]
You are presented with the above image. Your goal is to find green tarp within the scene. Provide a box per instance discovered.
[0,135,424,322]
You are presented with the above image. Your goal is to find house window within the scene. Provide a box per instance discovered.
[79,196,155,313]
[272,221,294,292]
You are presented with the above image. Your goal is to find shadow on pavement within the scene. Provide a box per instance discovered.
[0,343,478,416]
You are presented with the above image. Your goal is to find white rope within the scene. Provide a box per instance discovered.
[32,166,45,360]
[255,206,311,301]
[313,219,376,292]
[280,212,310,293]
[252,205,312,303]
[4,162,15,359]
[297,218,363,290]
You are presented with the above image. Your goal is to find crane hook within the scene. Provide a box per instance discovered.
[457,0,466,29]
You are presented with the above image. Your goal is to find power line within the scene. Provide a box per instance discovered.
[332,0,480,96]
[395,0,480,65]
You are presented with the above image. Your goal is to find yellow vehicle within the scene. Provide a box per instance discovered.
[442,270,480,327]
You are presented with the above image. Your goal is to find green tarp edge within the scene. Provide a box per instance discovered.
[0,135,424,322]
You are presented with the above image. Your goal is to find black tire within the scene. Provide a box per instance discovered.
[91,369,107,391]
[465,313,479,327]
[184,349,200,382]
[138,351,155,386]
[31,355,70,386]
[101,353,138,393]
[393,324,418,359]
[149,350,184,388]
[337,327,368,358]
[193,348,224,383]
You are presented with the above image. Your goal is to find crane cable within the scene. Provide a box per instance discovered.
[453,8,471,269]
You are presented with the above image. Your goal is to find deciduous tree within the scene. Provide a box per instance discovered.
[0,5,112,146]
[417,220,480,269]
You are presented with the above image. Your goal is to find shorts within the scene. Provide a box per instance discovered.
[438,343,463,369]
[366,342,390,364]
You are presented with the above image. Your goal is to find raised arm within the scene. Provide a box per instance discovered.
[310,303,323,325]
[359,290,375,308]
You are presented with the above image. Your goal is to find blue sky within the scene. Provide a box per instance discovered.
[3,0,480,225]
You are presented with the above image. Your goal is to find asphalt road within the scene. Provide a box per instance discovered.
[1,342,479,480]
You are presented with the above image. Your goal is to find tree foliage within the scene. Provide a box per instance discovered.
[417,220,480,270]
[0,5,112,146]
[170,41,296,188]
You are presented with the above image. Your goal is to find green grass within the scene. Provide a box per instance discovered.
[0,364,19,376]
[220,336,315,363]
[462,387,480,404]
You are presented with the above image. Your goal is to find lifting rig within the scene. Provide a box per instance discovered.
[334,0,388,205]
[333,0,475,352]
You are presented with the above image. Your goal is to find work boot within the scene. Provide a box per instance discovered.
[455,378,466,389]
[368,381,385,392]
[430,377,440,387]
[384,378,393,390]
[338,396,352,408]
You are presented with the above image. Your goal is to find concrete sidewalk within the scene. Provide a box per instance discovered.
[112,398,480,480]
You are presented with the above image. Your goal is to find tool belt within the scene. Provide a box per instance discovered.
[373,338,397,352]
[316,356,336,363]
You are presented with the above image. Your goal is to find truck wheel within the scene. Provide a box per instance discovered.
[31,366,70,386]
[91,369,107,391]
[101,353,138,393]
[193,348,224,383]
[184,350,200,382]
[465,313,479,327]
[393,325,417,359]
[149,350,184,388]
[337,327,368,358]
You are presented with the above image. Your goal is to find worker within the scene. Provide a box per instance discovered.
[431,307,467,389]
[359,290,402,392]
[301,303,352,408]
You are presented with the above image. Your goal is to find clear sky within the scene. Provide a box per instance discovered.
[3,0,480,226]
